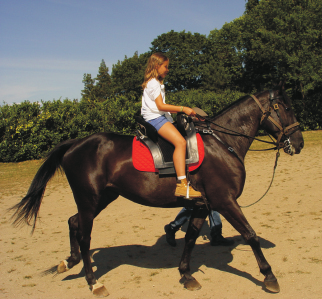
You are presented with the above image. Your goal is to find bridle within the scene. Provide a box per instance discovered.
[251,90,300,155]
[194,89,300,155]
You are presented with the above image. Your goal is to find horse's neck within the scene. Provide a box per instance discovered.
[213,96,262,159]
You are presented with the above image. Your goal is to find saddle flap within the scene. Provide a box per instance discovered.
[132,133,204,174]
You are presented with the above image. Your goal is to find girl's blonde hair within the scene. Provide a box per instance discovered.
[142,52,169,90]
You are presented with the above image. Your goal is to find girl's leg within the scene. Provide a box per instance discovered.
[158,122,186,177]
[158,121,202,198]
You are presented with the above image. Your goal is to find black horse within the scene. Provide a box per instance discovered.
[11,83,304,296]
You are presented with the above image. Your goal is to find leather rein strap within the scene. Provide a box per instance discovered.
[250,92,300,147]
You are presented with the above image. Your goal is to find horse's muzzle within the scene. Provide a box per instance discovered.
[283,138,295,156]
[284,138,304,155]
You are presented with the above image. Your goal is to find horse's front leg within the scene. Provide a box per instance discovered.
[220,200,280,293]
[178,205,208,291]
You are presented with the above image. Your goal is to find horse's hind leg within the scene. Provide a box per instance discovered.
[71,206,110,297]
[57,213,81,273]
[178,205,208,291]
[220,200,280,293]
[58,190,118,296]
[57,210,97,288]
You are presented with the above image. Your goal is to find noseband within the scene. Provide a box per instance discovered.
[251,91,300,154]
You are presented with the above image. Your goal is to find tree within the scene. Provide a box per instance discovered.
[81,73,96,101]
[206,19,245,91]
[245,0,259,12]
[150,30,209,91]
[110,51,150,99]
[81,60,112,102]
[241,0,322,94]
[230,0,322,129]
[94,59,112,101]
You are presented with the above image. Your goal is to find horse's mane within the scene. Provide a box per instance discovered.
[193,85,286,128]
[192,95,251,128]
[211,94,251,121]
[210,85,285,121]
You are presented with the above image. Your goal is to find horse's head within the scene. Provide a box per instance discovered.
[254,82,304,155]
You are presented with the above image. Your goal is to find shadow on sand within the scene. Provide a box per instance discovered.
[52,221,276,291]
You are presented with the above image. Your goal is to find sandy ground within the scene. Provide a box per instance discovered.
[1,139,321,299]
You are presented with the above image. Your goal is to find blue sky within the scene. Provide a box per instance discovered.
[0,0,246,105]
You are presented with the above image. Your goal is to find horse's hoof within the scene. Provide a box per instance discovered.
[91,282,109,297]
[184,277,202,291]
[264,278,280,293]
[57,260,69,273]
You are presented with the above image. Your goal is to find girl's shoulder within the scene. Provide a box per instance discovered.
[146,78,161,88]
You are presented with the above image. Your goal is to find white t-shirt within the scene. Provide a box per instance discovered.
[141,78,173,122]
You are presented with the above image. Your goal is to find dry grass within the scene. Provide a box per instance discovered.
[0,158,67,196]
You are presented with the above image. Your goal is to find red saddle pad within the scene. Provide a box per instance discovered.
[132,133,204,172]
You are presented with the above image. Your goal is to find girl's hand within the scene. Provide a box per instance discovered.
[182,107,196,116]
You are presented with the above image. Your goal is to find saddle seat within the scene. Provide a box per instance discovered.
[133,113,204,175]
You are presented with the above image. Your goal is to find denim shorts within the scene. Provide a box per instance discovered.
[147,115,170,131]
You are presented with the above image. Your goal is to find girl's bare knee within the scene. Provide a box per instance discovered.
[181,138,187,148]
[175,137,186,149]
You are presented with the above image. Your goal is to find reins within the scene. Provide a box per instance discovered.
[207,150,280,222]
[195,116,281,208]
[195,118,279,149]
[239,150,280,208]
[194,92,300,151]
[194,92,300,208]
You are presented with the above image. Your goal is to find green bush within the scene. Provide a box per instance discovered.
[1,87,318,162]
[0,95,141,162]
[0,101,42,161]
[167,89,246,117]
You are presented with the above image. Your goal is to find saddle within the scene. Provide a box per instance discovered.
[133,113,204,175]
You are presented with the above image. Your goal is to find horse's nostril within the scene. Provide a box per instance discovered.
[300,141,304,149]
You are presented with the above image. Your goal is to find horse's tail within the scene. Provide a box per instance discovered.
[9,139,77,233]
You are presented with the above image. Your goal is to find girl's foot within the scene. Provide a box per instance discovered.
[175,178,202,198]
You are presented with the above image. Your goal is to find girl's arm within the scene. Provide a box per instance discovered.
[155,94,196,116]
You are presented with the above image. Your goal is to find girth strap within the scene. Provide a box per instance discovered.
[196,127,244,166]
